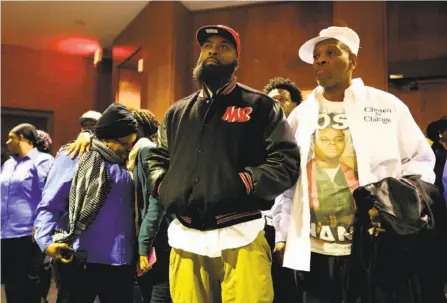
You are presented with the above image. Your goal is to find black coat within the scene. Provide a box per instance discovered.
[345,176,447,303]
[147,83,300,230]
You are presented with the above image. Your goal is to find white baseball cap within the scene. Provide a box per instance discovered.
[79,110,101,124]
[298,26,360,64]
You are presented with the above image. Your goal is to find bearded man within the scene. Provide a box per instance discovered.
[146,25,300,303]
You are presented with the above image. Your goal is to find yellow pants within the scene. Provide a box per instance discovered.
[169,232,274,303]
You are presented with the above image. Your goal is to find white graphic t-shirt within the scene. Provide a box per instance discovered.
[308,96,359,256]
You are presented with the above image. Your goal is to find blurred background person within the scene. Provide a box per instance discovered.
[129,109,160,160]
[427,115,447,196]
[263,77,303,117]
[37,129,53,154]
[262,77,304,303]
[79,110,101,132]
[129,109,171,303]
[426,115,447,292]
[36,129,54,303]
[1,123,54,303]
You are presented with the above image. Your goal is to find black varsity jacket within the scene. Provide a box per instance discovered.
[146,81,300,230]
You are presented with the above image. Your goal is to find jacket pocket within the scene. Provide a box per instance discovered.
[158,171,192,212]
[207,170,249,214]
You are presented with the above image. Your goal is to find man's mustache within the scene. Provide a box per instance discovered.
[202,57,221,64]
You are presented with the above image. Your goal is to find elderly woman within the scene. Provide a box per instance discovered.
[1,123,54,303]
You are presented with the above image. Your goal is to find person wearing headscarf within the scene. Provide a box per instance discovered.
[34,103,139,303]
[59,108,171,302]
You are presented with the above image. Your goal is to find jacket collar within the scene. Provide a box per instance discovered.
[199,76,237,98]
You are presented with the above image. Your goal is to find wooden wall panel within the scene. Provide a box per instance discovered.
[1,45,97,153]
[171,2,194,102]
[387,2,447,135]
[387,1,447,62]
[390,83,447,135]
[113,1,192,121]
[113,1,446,133]
[113,3,151,118]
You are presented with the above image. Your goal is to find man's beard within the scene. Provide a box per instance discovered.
[192,59,237,90]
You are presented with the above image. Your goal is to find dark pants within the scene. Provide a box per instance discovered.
[299,253,349,303]
[1,236,43,303]
[137,275,170,303]
[137,247,172,303]
[54,259,134,303]
[135,217,172,303]
[39,261,52,302]
[264,224,302,303]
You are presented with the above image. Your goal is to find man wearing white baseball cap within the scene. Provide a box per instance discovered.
[79,110,101,132]
[272,26,436,302]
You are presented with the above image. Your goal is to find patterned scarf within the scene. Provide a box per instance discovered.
[52,138,122,244]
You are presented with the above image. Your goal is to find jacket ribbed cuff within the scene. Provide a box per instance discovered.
[239,172,254,194]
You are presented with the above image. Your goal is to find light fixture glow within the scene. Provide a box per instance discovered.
[389,74,404,79]
[94,48,103,66]
[138,59,144,73]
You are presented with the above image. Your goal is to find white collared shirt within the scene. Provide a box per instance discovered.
[168,218,265,257]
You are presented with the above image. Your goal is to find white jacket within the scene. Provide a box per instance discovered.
[272,79,436,271]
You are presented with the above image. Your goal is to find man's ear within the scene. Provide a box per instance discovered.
[234,59,240,71]
[349,54,358,71]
